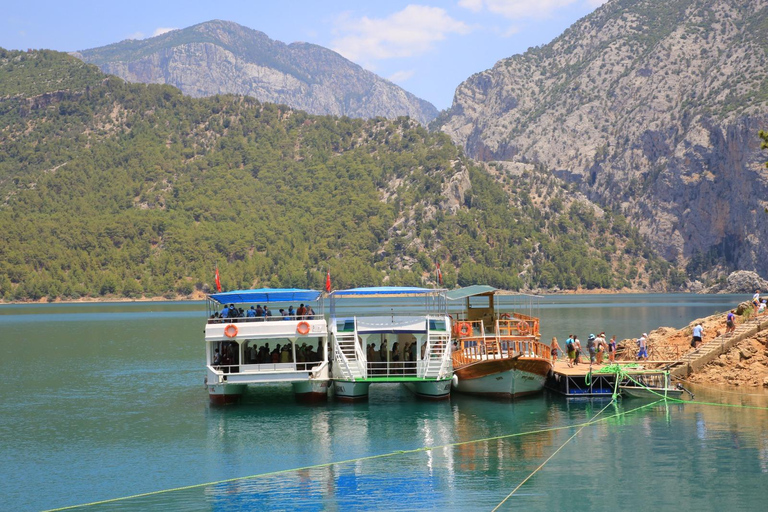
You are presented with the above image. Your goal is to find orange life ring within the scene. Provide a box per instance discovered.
[297,321,310,335]
[500,313,511,320]
[517,322,530,335]
[459,322,471,336]
[224,324,238,338]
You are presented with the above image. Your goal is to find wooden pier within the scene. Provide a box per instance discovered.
[546,360,676,397]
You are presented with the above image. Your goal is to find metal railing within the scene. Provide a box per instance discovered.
[210,361,324,374]
[207,313,318,324]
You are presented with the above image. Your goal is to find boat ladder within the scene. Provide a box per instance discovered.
[423,331,451,379]
[333,328,365,380]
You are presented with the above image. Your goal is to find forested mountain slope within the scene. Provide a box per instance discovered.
[0,49,676,301]
[73,20,438,125]
[438,0,768,280]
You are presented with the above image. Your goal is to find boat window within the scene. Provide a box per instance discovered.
[468,297,490,309]
[337,320,355,332]
[428,319,447,331]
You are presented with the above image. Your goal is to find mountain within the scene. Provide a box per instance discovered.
[0,48,675,301]
[72,20,438,125]
[437,0,768,280]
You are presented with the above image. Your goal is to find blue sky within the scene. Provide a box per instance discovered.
[2,1,607,110]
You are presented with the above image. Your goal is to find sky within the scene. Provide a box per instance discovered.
[2,1,608,110]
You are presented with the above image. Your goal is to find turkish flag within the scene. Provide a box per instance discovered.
[325,271,331,293]
[215,267,222,292]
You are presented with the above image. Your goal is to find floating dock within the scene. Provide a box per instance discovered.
[546,361,677,397]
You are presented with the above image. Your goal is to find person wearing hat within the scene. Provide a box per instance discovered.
[587,334,597,363]
[637,333,648,360]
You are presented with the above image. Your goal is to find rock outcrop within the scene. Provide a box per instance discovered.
[704,270,768,294]
[438,0,768,279]
[73,20,438,124]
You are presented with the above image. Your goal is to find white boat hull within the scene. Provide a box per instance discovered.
[333,380,371,400]
[292,380,329,402]
[402,379,451,399]
[452,357,551,398]
[207,382,247,405]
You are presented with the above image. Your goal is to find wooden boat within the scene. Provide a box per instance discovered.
[447,286,552,398]
[328,287,453,400]
[204,288,330,404]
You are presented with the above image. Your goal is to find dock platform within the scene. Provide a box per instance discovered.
[546,360,675,397]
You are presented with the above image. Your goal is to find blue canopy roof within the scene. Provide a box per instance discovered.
[331,286,441,297]
[208,288,321,305]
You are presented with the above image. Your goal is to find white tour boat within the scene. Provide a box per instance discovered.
[328,287,453,400]
[204,288,330,404]
[447,286,552,398]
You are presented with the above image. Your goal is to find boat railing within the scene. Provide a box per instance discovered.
[364,361,420,377]
[207,313,319,324]
[210,361,324,375]
[452,337,551,367]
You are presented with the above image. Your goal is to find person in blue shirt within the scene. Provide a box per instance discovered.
[691,323,703,349]
[220,305,229,318]
[565,334,575,367]
[726,310,736,335]
[246,306,256,318]
[288,305,295,318]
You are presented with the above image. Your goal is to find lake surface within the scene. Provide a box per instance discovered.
[2,294,767,511]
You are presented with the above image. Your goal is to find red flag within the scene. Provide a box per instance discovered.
[437,262,443,285]
[325,271,331,293]
[215,267,222,292]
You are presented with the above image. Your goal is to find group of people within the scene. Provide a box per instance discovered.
[213,303,315,321]
[364,338,426,374]
[213,340,324,369]
[550,332,617,367]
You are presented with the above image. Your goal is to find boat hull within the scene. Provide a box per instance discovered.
[292,380,329,402]
[207,383,247,405]
[452,357,551,398]
[402,379,452,400]
[333,380,371,401]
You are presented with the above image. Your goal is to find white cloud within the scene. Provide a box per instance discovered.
[459,0,586,20]
[152,27,178,37]
[458,0,484,12]
[388,70,415,83]
[331,5,471,65]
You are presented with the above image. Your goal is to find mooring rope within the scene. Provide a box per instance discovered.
[42,400,659,512]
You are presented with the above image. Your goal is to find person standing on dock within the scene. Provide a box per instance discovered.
[565,334,575,367]
[691,323,703,349]
[608,335,617,364]
[587,334,597,363]
[551,337,560,364]
[637,333,648,360]
[573,336,582,365]
[595,332,606,364]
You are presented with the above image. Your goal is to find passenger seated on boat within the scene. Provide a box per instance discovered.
[288,305,295,318]
[297,304,306,319]
[264,306,273,319]
[246,306,257,318]
[305,306,315,320]
[213,348,221,368]
[280,344,292,363]
[255,305,264,317]
[220,306,230,318]
[297,344,307,363]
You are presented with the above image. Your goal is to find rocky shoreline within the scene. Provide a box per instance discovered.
[616,300,768,388]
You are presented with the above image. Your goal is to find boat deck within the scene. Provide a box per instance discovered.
[546,359,677,397]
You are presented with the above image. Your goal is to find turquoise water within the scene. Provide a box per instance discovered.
[1,295,767,511]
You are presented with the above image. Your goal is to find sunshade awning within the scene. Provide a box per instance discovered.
[208,288,321,305]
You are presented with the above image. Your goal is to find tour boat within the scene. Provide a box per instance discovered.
[328,287,453,400]
[447,286,552,398]
[204,288,330,404]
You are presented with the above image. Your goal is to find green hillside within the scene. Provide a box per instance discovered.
[0,49,675,301]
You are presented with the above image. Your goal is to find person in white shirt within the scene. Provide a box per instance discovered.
[691,323,704,349]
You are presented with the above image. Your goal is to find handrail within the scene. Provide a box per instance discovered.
[451,337,551,368]
[332,333,357,380]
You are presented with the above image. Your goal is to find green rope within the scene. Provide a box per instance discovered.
[42,401,662,512]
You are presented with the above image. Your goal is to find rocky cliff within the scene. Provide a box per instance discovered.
[73,20,438,124]
[438,0,768,280]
